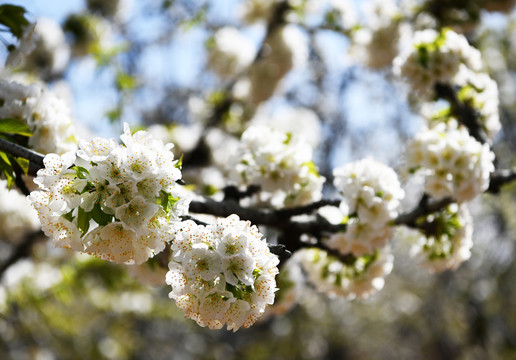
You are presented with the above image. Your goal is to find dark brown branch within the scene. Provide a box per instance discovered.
[0,137,44,175]
[395,196,454,227]
[488,168,516,193]
[434,83,490,144]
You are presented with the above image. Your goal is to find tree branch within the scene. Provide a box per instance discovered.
[0,137,44,176]
[434,83,490,144]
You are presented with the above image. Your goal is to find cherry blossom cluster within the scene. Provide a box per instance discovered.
[402,204,473,273]
[0,78,76,154]
[166,215,279,331]
[394,28,482,97]
[29,123,189,265]
[299,247,394,300]
[406,121,495,203]
[227,125,324,208]
[327,158,404,257]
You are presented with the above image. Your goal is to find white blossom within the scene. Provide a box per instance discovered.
[405,121,495,202]
[328,158,404,256]
[400,204,473,273]
[166,215,279,331]
[299,247,394,300]
[29,123,188,265]
[227,125,325,208]
[0,79,76,154]
[394,28,483,97]
[249,106,322,148]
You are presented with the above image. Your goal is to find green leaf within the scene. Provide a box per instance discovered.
[15,156,29,175]
[77,207,91,236]
[175,154,183,170]
[0,153,14,189]
[72,166,90,179]
[283,132,292,145]
[90,203,113,226]
[0,151,11,166]
[106,106,122,123]
[0,5,30,38]
[0,118,32,137]
[61,209,75,223]
[115,72,137,91]
[180,4,209,31]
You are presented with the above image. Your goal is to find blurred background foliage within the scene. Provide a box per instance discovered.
[2,0,516,359]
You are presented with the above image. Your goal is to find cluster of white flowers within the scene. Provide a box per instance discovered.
[246,25,307,105]
[299,247,393,299]
[29,123,189,265]
[207,27,256,78]
[394,28,482,97]
[166,215,279,331]
[402,204,473,273]
[0,179,40,244]
[250,106,322,148]
[227,125,324,208]
[327,158,404,256]
[20,18,70,79]
[0,79,76,154]
[406,121,495,203]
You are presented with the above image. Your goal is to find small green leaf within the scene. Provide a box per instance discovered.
[115,72,137,91]
[91,203,113,226]
[175,154,183,170]
[0,5,30,38]
[0,151,11,166]
[106,106,122,123]
[159,190,169,212]
[72,166,90,179]
[283,132,292,145]
[0,118,32,137]
[15,156,29,175]
[77,207,91,236]
[0,153,14,189]
[61,209,75,223]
